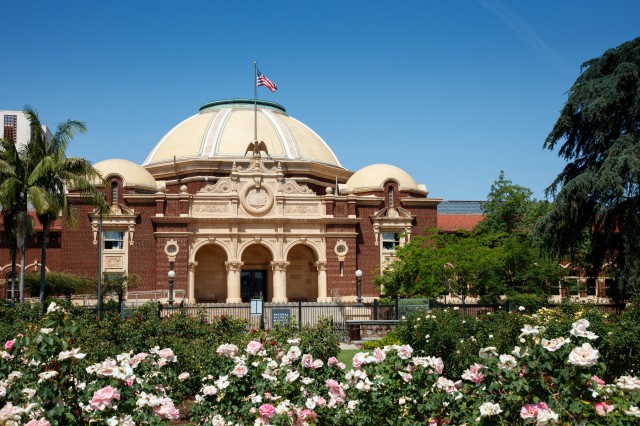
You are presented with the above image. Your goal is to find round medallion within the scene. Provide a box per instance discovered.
[239,183,274,216]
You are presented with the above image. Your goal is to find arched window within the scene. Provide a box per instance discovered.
[111,181,118,205]
[388,186,394,207]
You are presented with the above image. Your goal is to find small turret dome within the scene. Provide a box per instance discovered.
[342,164,426,195]
[94,159,157,191]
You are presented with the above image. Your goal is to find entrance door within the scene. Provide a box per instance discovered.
[241,270,267,302]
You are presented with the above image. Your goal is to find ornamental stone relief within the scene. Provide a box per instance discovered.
[105,256,123,269]
[192,203,229,214]
[284,204,319,214]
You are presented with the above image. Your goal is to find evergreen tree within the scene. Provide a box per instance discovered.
[537,37,640,298]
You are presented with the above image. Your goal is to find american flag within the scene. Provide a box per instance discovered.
[256,69,278,92]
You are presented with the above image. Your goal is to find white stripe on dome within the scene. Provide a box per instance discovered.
[289,116,342,168]
[200,110,221,157]
[143,114,199,165]
[208,108,233,158]
[277,115,302,158]
[262,110,294,159]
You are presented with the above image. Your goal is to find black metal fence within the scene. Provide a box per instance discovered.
[159,300,400,336]
[157,300,626,337]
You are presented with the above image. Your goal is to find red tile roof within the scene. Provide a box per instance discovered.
[438,214,484,232]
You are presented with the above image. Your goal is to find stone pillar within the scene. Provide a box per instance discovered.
[315,261,331,302]
[187,260,198,303]
[225,261,244,303]
[270,261,289,303]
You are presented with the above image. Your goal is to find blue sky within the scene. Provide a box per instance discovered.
[2,1,639,200]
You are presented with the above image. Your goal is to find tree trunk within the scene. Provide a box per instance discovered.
[39,220,49,309]
[10,252,17,307]
[19,236,26,303]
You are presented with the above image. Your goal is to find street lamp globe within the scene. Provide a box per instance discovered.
[355,269,363,278]
[167,269,176,306]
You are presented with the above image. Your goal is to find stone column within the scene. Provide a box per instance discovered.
[270,261,289,303]
[225,261,244,303]
[315,261,331,302]
[187,260,198,303]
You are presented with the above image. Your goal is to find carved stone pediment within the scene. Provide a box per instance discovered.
[198,178,233,194]
[282,179,314,195]
[372,207,412,219]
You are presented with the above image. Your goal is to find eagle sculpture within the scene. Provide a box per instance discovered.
[245,141,269,159]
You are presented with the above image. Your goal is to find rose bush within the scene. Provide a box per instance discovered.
[0,302,182,425]
[188,317,640,425]
[3,300,640,424]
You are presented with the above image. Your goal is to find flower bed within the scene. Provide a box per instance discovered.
[2,302,640,425]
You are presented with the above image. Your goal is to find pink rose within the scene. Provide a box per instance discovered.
[302,354,314,368]
[374,348,386,363]
[89,385,120,411]
[397,345,413,360]
[4,340,14,350]
[520,404,539,419]
[352,353,366,369]
[158,348,176,362]
[299,408,317,422]
[259,403,276,419]
[246,340,264,355]
[328,356,339,366]
[592,375,606,388]
[232,364,248,378]
[594,401,613,416]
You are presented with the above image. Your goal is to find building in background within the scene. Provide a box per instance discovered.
[1,110,53,151]
[1,100,483,303]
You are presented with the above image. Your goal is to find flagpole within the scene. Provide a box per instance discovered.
[254,62,257,142]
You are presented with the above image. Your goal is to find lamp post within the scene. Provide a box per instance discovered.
[355,269,363,304]
[167,269,175,306]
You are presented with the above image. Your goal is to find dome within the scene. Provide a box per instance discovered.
[143,99,342,168]
[94,159,157,191]
[343,164,426,194]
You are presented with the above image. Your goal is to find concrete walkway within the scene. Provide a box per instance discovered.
[339,342,360,350]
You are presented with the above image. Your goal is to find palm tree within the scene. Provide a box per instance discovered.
[0,141,21,304]
[22,106,108,307]
[0,136,43,303]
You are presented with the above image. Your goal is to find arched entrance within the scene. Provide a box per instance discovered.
[194,245,228,302]
[240,245,273,302]
[286,245,318,301]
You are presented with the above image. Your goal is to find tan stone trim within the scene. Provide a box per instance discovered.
[324,232,359,238]
[153,232,191,237]
[400,197,442,206]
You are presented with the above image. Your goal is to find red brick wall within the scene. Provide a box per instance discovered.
[126,198,158,292]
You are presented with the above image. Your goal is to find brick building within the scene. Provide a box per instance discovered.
[1,99,480,303]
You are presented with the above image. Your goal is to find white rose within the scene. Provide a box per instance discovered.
[542,337,571,352]
[617,376,640,391]
[568,343,599,367]
[479,402,502,417]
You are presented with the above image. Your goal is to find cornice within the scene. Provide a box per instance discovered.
[400,197,443,207]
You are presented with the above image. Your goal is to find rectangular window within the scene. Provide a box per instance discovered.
[550,281,561,295]
[103,231,125,250]
[4,115,17,143]
[587,278,597,296]
[382,232,401,251]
